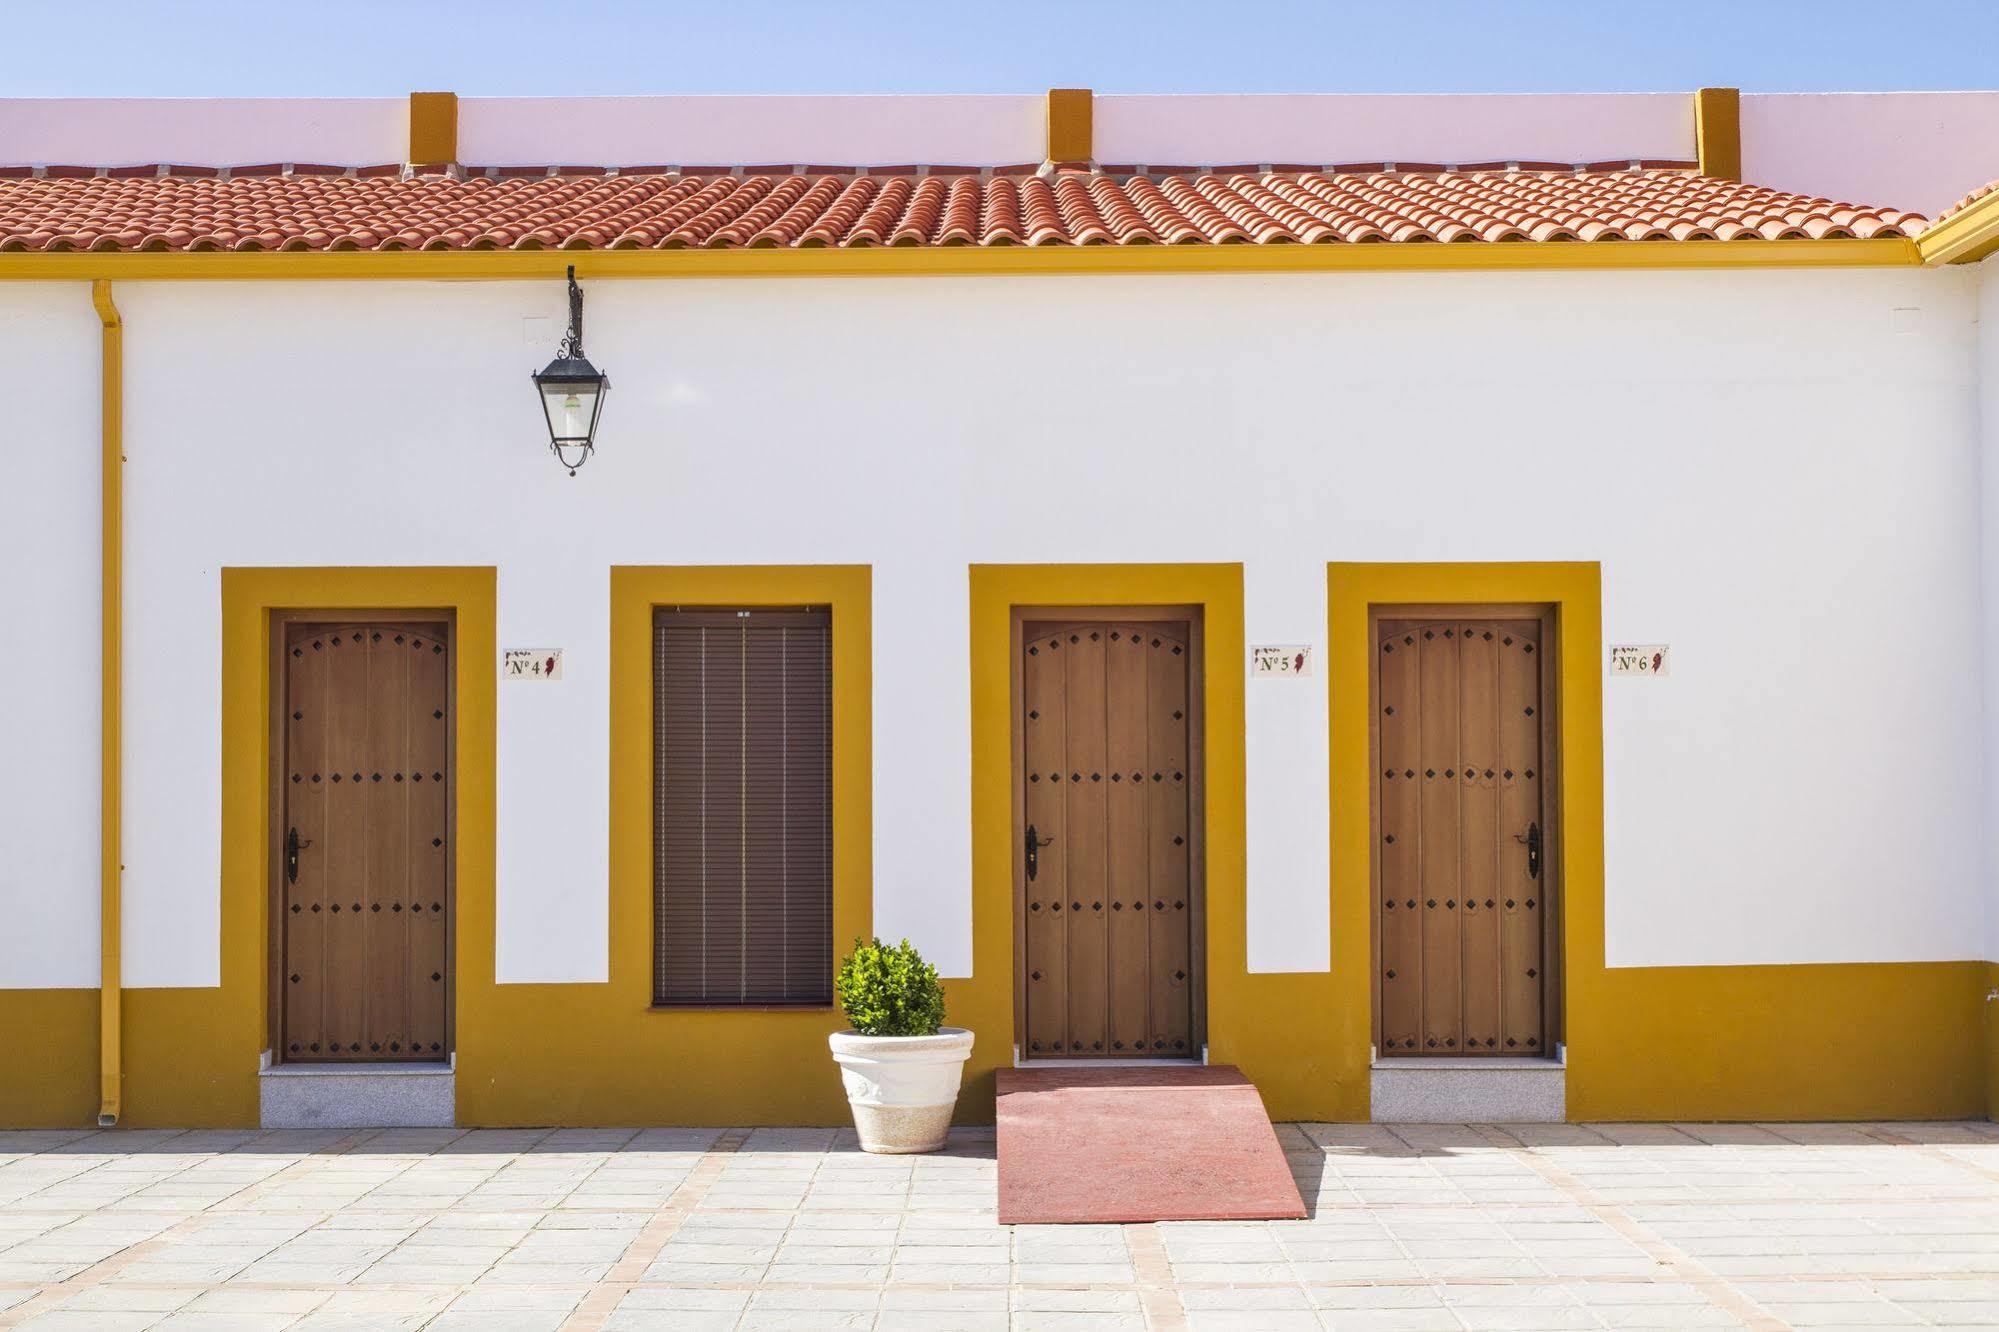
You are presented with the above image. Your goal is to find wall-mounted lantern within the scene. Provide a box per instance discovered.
[532,265,610,476]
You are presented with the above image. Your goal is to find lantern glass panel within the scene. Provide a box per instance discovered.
[538,377,604,444]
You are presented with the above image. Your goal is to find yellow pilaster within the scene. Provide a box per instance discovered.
[1695,87,1742,181]
[409,91,460,169]
[1046,88,1093,165]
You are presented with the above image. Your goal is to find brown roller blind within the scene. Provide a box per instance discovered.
[654,608,833,1006]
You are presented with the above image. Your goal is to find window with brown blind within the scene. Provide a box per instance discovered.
[653,608,833,1007]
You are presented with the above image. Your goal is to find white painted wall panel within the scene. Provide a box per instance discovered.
[0,99,406,168]
[88,265,1985,991]
[1979,262,1999,964]
[458,96,1046,168]
[1093,94,1691,167]
[0,285,101,986]
[1243,562,1330,973]
[1744,93,1999,218]
[871,562,973,967]
[494,554,610,982]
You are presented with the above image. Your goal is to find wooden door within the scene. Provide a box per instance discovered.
[1373,610,1554,1057]
[1016,612,1200,1059]
[276,619,450,1062]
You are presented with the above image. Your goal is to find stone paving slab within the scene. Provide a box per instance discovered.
[0,1122,1997,1329]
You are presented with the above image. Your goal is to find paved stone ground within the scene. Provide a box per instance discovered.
[1,1122,1998,1331]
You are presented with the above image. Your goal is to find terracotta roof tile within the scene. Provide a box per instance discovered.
[1937,178,1999,224]
[0,167,1924,254]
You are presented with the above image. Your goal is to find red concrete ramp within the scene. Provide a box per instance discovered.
[995,1065,1306,1224]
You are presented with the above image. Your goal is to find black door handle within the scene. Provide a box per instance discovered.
[1525,821,1541,880]
[286,826,313,885]
[1026,823,1056,882]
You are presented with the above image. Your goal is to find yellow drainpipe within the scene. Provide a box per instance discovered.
[92,280,122,1127]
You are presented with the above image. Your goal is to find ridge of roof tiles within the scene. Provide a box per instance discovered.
[1936,178,1998,224]
[0,165,1925,253]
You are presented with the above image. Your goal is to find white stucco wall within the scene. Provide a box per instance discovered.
[0,265,1986,990]
[0,285,102,986]
[1979,260,1999,963]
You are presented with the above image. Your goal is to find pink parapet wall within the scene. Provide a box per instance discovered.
[2,90,1996,219]
[1742,92,1999,219]
[1093,92,1694,169]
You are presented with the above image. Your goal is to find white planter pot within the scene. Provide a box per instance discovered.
[828,1027,974,1154]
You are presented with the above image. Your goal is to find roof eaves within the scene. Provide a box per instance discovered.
[0,236,1924,281]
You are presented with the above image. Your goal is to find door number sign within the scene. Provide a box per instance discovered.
[1610,644,1669,678]
[504,649,563,680]
[1251,645,1312,678]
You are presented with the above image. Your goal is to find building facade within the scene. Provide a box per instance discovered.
[4,89,1999,1129]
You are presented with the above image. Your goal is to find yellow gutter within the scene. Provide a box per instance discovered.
[1917,190,1999,266]
[91,279,122,1128]
[0,237,1921,281]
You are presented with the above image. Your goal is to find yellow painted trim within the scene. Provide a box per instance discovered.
[130,568,498,1128]
[409,91,459,167]
[1329,561,1986,1121]
[1918,188,1999,265]
[1326,563,1599,1118]
[91,279,122,1128]
[1694,87,1742,182]
[0,237,1919,283]
[1046,88,1093,164]
[965,566,1273,1113]
[0,990,99,1126]
[454,565,873,1126]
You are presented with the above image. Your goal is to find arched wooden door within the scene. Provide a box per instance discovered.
[1014,610,1203,1060]
[275,617,451,1063]
[1373,608,1557,1057]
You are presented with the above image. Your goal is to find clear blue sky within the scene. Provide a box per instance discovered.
[15,1,1999,96]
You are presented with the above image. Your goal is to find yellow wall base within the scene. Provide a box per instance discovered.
[122,988,261,1128]
[0,990,98,1126]
[1570,961,1988,1122]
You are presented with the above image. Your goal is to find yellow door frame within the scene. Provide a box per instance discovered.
[1328,564,1599,1113]
[966,564,1265,1113]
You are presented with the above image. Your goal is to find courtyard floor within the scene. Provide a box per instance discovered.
[0,1121,1997,1331]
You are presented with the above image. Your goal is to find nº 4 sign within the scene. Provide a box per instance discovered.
[504,648,563,680]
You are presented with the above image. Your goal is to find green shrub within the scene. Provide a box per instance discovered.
[835,937,946,1037]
